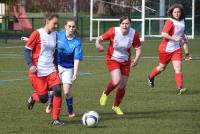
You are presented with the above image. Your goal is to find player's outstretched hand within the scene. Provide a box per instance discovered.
[185,53,192,61]
[96,44,104,52]
[131,59,138,67]
[174,36,182,42]
[72,75,77,81]
[29,65,37,73]
[21,36,29,42]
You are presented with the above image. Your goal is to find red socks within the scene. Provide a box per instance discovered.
[52,96,62,120]
[32,92,40,103]
[175,73,183,90]
[150,67,183,90]
[32,92,62,120]
[150,67,161,79]
[104,80,117,95]
[114,88,125,107]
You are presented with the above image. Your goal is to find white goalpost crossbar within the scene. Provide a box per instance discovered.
[90,0,145,41]
[90,0,195,41]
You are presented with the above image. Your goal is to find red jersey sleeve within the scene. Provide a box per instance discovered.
[25,31,40,50]
[132,31,141,48]
[101,27,115,40]
[162,19,173,33]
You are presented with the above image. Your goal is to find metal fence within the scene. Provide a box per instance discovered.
[195,15,200,37]
[0,15,200,43]
[0,16,92,42]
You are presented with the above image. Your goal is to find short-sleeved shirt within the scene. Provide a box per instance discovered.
[57,31,83,68]
[159,18,185,52]
[101,27,141,62]
[25,28,57,77]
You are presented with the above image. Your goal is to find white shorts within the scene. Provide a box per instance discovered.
[58,65,74,84]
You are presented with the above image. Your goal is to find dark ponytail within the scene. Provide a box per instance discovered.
[44,13,59,25]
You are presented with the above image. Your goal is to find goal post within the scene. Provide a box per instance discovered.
[90,0,145,41]
[90,0,195,41]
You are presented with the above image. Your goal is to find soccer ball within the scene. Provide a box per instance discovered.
[82,111,99,127]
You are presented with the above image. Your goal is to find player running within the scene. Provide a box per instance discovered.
[95,16,142,115]
[45,18,83,118]
[147,4,188,95]
[23,13,64,126]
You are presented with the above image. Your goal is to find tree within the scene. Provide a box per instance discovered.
[95,0,137,16]
[96,0,112,16]
[0,0,21,15]
[36,0,65,13]
[0,0,19,4]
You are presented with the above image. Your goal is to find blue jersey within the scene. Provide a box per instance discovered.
[57,31,83,68]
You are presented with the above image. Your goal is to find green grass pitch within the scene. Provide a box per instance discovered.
[0,39,199,134]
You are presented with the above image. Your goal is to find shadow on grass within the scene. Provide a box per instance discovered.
[151,88,200,95]
[47,108,200,127]
[98,109,200,122]
[187,89,200,95]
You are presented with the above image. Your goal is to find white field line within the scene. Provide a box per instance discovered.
[0,53,200,60]
[0,46,24,49]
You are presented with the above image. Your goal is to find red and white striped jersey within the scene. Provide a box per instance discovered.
[159,18,185,52]
[101,27,141,62]
[25,28,57,77]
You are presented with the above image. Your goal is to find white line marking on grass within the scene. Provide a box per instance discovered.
[0,54,23,57]
[1,54,200,60]
[0,72,93,84]
[78,72,93,76]
[0,46,24,49]
[84,56,159,58]
[0,77,29,84]
[0,70,92,74]
[0,70,28,73]
[0,56,23,59]
[85,56,104,58]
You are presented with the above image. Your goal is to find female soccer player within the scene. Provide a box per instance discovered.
[95,16,142,115]
[23,13,63,126]
[45,18,83,118]
[148,4,188,95]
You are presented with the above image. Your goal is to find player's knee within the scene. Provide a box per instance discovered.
[52,85,62,97]
[158,66,166,72]
[175,70,182,74]
[118,84,126,89]
[174,67,181,73]
[118,81,126,89]
[39,94,48,103]
[65,93,71,98]
[112,79,120,86]
[64,91,70,98]
[160,67,165,71]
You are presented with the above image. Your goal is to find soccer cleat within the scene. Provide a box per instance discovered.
[177,88,188,95]
[27,96,35,110]
[46,104,53,114]
[112,106,124,115]
[68,112,76,118]
[51,120,64,126]
[148,76,154,88]
[100,92,108,106]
